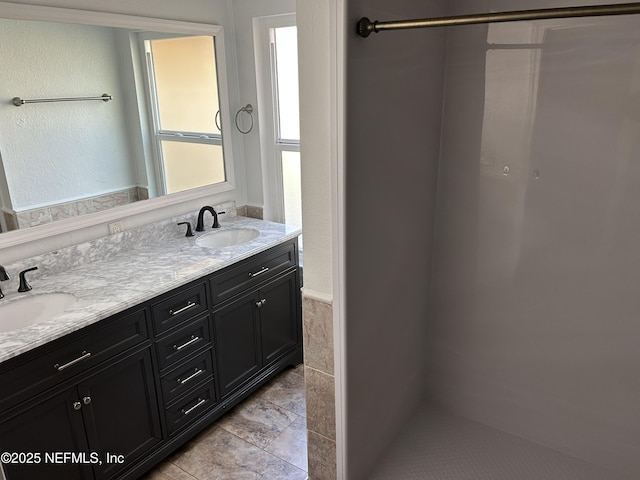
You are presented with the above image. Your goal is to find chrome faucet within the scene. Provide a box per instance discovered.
[0,266,9,299]
[195,206,225,231]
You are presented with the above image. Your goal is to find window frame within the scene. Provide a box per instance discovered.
[137,30,234,197]
[253,13,299,224]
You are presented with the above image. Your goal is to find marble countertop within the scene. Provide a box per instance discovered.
[0,217,301,364]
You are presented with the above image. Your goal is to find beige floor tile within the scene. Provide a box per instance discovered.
[217,395,298,448]
[264,416,309,471]
[258,370,307,417]
[291,363,305,377]
[171,427,306,480]
[139,461,198,480]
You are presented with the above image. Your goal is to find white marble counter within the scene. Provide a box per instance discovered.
[0,216,301,364]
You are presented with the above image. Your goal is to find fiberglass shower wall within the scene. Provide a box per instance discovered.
[428,3,640,478]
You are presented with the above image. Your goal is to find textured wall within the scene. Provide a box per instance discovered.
[0,19,134,210]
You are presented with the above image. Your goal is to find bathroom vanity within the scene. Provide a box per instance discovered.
[0,217,302,480]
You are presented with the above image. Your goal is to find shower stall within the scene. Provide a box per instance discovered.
[343,0,640,478]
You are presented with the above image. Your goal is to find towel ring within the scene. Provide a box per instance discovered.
[215,110,222,132]
[235,104,254,134]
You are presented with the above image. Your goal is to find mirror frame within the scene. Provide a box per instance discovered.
[0,1,236,249]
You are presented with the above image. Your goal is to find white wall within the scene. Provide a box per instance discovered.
[428,0,640,476]
[229,0,295,214]
[0,19,135,210]
[296,0,334,297]
[343,0,446,478]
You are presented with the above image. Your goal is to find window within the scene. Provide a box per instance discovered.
[143,35,225,195]
[272,25,301,231]
[255,16,302,240]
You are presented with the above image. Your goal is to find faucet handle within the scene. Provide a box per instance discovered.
[0,266,8,299]
[18,266,38,293]
[177,222,194,237]
[213,210,225,228]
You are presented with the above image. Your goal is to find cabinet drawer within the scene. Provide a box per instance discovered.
[152,282,208,335]
[0,309,149,411]
[210,242,297,305]
[165,381,217,435]
[160,349,215,405]
[155,315,211,372]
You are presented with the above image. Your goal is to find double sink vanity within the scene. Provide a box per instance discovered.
[0,213,303,480]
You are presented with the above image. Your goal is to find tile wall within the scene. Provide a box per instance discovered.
[302,295,336,480]
[4,187,149,230]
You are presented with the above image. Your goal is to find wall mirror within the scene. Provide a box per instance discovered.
[0,2,235,248]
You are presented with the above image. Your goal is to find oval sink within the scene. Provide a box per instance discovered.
[196,228,259,249]
[0,293,77,333]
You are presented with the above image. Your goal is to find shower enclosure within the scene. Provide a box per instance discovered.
[343,0,640,478]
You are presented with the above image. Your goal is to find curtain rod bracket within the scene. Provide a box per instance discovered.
[357,17,377,37]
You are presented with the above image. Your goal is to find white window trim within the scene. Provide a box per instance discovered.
[253,13,297,223]
[137,32,227,196]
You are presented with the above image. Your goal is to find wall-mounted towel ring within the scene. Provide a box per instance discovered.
[215,110,222,132]
[235,104,254,134]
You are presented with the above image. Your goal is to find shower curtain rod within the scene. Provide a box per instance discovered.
[357,2,640,37]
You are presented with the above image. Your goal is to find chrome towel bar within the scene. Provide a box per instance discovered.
[12,93,113,106]
[357,2,640,37]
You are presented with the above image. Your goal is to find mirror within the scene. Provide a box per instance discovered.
[0,3,236,245]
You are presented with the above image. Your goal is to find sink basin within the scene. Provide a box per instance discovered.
[0,293,77,333]
[196,228,259,249]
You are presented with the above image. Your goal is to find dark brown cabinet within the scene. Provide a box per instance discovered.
[213,290,262,397]
[213,269,301,398]
[0,239,301,480]
[0,389,93,480]
[0,347,161,480]
[259,271,300,365]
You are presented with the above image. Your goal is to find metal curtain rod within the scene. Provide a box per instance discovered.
[357,2,640,37]
[12,94,113,106]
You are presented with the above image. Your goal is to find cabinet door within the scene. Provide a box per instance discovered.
[0,388,93,480]
[78,347,162,480]
[259,272,300,366]
[213,291,262,398]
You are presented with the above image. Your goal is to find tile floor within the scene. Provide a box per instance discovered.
[141,364,308,480]
[369,404,632,480]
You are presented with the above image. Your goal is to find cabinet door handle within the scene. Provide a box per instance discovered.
[177,368,204,385]
[73,401,82,411]
[54,351,92,371]
[83,396,92,405]
[169,301,197,316]
[248,266,269,278]
[181,398,206,416]
[256,298,268,308]
[173,335,200,351]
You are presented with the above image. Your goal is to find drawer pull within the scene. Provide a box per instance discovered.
[248,266,269,278]
[73,401,82,411]
[173,335,200,351]
[177,368,204,385]
[54,351,92,371]
[169,301,197,316]
[181,398,207,416]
